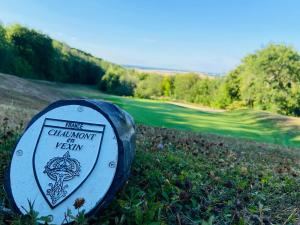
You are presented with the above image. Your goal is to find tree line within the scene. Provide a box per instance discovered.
[1,24,300,116]
[99,44,300,116]
[0,23,119,84]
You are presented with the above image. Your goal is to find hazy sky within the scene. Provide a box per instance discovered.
[0,0,299,73]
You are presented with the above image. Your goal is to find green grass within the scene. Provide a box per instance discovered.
[1,74,297,148]
[1,76,300,224]
[1,123,300,224]
[63,85,300,148]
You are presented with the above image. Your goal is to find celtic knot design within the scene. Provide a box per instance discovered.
[44,151,81,205]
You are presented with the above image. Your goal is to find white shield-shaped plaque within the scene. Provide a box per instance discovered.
[33,118,105,208]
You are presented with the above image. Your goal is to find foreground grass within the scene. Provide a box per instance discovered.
[1,117,300,224]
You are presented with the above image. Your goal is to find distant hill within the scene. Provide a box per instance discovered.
[0,23,122,85]
[123,64,223,77]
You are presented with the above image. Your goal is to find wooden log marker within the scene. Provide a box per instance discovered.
[5,99,136,224]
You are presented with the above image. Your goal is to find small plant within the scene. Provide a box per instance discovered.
[63,198,88,225]
[11,200,53,225]
[201,216,214,225]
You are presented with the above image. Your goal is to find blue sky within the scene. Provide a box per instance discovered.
[0,0,299,73]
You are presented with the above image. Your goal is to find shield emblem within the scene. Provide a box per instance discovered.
[33,118,105,208]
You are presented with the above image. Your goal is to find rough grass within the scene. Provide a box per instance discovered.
[1,117,300,224]
[0,104,38,129]
[0,73,68,110]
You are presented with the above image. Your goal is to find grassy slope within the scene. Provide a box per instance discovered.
[0,73,299,147]
[1,122,300,224]
[1,74,300,224]
[65,84,299,148]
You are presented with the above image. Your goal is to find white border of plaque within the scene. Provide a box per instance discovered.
[5,100,132,224]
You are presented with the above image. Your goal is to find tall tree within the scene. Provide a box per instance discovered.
[173,73,199,101]
[237,44,300,115]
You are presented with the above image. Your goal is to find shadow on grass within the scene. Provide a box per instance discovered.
[69,87,300,148]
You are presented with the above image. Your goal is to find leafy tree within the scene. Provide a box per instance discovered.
[173,73,199,101]
[99,67,137,96]
[213,80,232,109]
[161,75,173,97]
[237,44,300,115]
[0,24,108,84]
[191,78,219,106]
[134,74,163,98]
[224,67,241,102]
[0,24,9,71]
[6,24,54,79]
